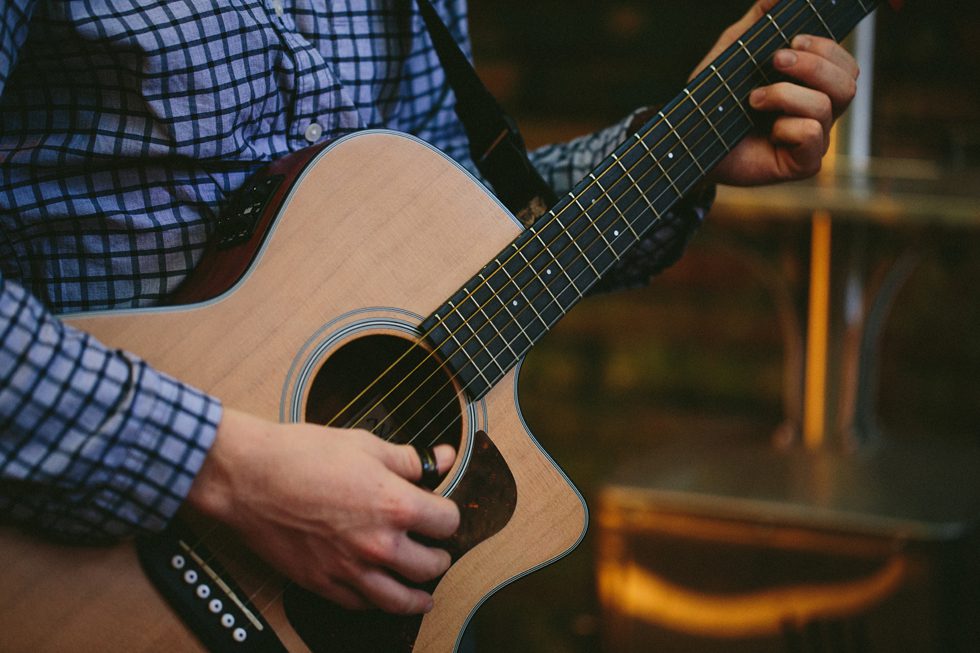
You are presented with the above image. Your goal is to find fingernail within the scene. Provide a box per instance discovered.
[793,35,812,50]
[425,598,435,613]
[774,50,797,68]
[749,88,766,107]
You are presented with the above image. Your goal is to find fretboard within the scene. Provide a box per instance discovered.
[423,0,879,401]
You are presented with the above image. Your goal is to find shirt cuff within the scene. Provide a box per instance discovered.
[103,361,221,537]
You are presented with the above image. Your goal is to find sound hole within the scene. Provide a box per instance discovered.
[304,333,463,452]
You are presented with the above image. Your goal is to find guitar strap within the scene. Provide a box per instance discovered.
[416,0,557,224]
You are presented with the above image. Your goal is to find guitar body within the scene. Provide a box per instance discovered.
[0,132,587,652]
[0,1,885,646]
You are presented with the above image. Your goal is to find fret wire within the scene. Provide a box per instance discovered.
[435,310,495,387]
[537,216,590,302]
[508,245,557,332]
[585,169,638,236]
[736,37,771,84]
[352,0,876,448]
[597,167,661,236]
[340,0,878,436]
[412,92,755,443]
[530,226,583,304]
[496,252,551,333]
[659,110,706,174]
[515,242,563,318]
[569,193,621,262]
[532,0,860,292]
[452,91,752,426]
[553,213,601,277]
[709,64,753,123]
[446,300,507,377]
[684,88,733,152]
[634,133,682,198]
[451,0,829,351]
[388,3,880,444]
[493,257,532,313]
[766,11,791,45]
[597,162,645,239]
[525,260,565,310]
[420,100,746,435]
[804,0,837,39]
[494,24,792,346]
[424,26,768,402]
[464,284,522,360]
[424,1,833,353]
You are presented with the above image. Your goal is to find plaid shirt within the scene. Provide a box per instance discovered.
[0,0,708,540]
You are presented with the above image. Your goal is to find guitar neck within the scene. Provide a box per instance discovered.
[423,0,879,401]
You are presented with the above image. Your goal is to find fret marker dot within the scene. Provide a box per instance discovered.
[613,230,620,237]
[718,106,724,112]
[668,152,674,159]
[546,269,552,275]
[512,300,518,307]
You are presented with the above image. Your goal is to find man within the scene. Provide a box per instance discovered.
[0,0,858,617]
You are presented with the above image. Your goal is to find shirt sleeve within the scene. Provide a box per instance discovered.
[528,108,714,292]
[0,1,35,95]
[0,272,221,543]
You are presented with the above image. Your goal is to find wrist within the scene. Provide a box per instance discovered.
[185,407,256,524]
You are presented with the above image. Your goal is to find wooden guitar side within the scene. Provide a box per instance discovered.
[0,132,587,653]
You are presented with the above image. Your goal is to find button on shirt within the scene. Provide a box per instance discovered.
[0,0,709,540]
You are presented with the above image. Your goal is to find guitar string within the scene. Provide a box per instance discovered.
[119,1,858,632]
[346,0,844,442]
[387,12,818,448]
[239,0,863,613]
[381,0,871,445]
[243,125,734,621]
[247,61,788,615]
[242,0,856,615]
[249,1,876,622]
[318,0,810,433]
[334,0,872,446]
[321,0,831,436]
[249,1,848,607]
[400,0,871,446]
[198,46,764,609]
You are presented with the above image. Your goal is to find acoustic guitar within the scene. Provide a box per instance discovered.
[0,1,881,650]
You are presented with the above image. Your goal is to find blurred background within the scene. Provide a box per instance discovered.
[462,2,980,651]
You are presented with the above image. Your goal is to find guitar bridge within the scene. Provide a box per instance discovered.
[137,521,288,653]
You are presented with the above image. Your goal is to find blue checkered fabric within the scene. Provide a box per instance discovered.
[0,0,708,540]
